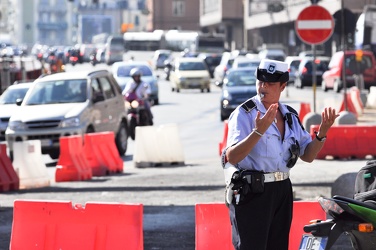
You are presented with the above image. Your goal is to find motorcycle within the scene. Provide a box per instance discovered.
[299,195,376,250]
[124,92,153,140]
[89,53,97,66]
[163,59,173,80]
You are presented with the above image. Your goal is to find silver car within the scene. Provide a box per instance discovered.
[5,70,129,159]
[0,81,33,141]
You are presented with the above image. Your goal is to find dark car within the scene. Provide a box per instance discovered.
[198,53,222,78]
[294,56,330,88]
[220,67,258,121]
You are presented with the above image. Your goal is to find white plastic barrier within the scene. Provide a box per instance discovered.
[133,124,185,167]
[12,140,50,189]
[366,86,376,108]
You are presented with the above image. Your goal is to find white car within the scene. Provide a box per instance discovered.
[112,61,159,105]
[284,56,301,85]
[0,81,34,141]
[5,70,129,159]
[232,57,261,69]
[169,57,211,93]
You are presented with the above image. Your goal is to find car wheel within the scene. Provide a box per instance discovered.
[207,87,210,93]
[201,89,204,93]
[49,150,60,160]
[154,98,159,105]
[116,122,128,155]
[129,117,137,140]
[176,87,180,93]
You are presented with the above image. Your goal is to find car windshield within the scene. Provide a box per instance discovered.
[178,61,206,70]
[225,70,257,87]
[0,87,29,104]
[117,65,153,77]
[24,80,87,105]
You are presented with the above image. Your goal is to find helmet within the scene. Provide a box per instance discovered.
[130,68,142,77]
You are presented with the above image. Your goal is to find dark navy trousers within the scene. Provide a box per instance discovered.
[229,178,293,250]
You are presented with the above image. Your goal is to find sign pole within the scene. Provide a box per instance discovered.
[312,44,317,113]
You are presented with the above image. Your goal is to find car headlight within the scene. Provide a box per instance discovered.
[8,121,27,131]
[223,90,232,100]
[61,117,80,128]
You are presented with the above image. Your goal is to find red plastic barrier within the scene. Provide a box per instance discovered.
[0,144,19,192]
[195,203,232,250]
[289,201,326,250]
[84,132,123,174]
[55,135,92,182]
[339,92,358,118]
[219,120,229,156]
[299,102,311,122]
[10,199,143,250]
[350,87,364,116]
[195,201,326,250]
[83,133,109,176]
[310,124,376,159]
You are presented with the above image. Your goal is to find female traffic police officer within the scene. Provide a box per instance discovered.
[222,59,338,250]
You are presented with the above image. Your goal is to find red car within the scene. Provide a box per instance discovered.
[322,50,376,92]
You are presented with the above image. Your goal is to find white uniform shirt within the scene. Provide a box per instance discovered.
[122,80,151,99]
[226,95,312,173]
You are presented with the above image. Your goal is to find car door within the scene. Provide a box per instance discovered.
[98,76,120,133]
[90,78,107,132]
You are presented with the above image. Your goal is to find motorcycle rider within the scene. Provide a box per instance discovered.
[122,67,153,125]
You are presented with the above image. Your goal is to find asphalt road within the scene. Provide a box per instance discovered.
[1,65,375,249]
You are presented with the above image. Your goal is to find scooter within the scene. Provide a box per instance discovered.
[299,195,376,250]
[89,53,97,66]
[124,92,152,140]
[163,60,173,80]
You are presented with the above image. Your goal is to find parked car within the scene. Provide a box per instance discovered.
[5,70,129,159]
[220,67,258,121]
[169,57,211,93]
[213,51,237,87]
[111,61,159,105]
[152,49,172,70]
[258,48,286,61]
[322,50,376,92]
[232,57,261,69]
[197,52,222,78]
[284,56,301,85]
[294,56,330,88]
[0,81,34,141]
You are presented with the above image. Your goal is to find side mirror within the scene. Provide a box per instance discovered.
[16,98,23,106]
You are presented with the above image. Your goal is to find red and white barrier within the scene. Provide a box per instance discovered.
[12,140,50,189]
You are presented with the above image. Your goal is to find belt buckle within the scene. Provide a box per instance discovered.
[274,172,284,181]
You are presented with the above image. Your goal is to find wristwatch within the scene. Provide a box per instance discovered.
[314,131,327,142]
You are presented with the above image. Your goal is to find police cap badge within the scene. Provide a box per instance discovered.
[255,59,289,83]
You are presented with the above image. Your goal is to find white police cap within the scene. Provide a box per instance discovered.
[256,59,289,83]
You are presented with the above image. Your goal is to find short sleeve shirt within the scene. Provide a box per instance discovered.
[226,95,312,173]
[122,80,151,99]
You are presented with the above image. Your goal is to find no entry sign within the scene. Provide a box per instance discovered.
[295,5,334,45]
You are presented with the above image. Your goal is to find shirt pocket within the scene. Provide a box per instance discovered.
[254,133,280,158]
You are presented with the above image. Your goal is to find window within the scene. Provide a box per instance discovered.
[99,77,115,99]
[172,0,185,17]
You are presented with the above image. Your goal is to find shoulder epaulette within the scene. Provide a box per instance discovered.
[285,105,305,131]
[241,99,256,113]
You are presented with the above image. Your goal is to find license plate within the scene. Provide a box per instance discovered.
[40,139,52,147]
[299,234,327,250]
